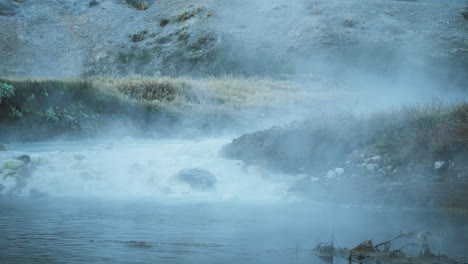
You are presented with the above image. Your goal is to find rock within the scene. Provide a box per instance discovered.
[2,168,16,177]
[2,168,27,187]
[433,161,446,170]
[366,163,379,172]
[176,168,216,190]
[326,170,337,179]
[3,159,25,170]
[15,155,31,164]
[334,168,345,176]
[462,11,468,20]
[0,144,6,151]
[370,155,382,162]
[2,157,31,186]
[160,19,169,27]
[89,0,99,7]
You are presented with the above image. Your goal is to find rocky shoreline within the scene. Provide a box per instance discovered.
[222,103,468,212]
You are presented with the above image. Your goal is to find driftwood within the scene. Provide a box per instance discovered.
[312,231,468,264]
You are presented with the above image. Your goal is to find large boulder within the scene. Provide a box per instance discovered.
[3,159,25,170]
[1,155,31,187]
[176,168,216,190]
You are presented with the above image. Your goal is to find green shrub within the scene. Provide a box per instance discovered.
[9,107,23,119]
[0,83,15,104]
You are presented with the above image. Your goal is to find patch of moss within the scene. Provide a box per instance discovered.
[3,159,25,170]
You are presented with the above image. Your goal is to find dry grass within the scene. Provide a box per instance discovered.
[91,75,347,116]
[0,75,347,124]
[0,75,347,139]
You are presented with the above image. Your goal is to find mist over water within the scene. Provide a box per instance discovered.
[0,138,291,202]
[1,0,468,263]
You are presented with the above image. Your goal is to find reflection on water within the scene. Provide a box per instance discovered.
[1,197,467,264]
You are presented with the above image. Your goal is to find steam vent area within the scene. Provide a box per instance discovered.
[0,1,467,264]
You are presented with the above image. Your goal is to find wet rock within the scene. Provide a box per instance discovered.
[326,170,337,180]
[3,159,25,170]
[433,161,446,170]
[176,168,216,190]
[15,154,31,164]
[2,168,16,177]
[462,11,468,20]
[326,168,345,180]
[370,155,382,163]
[334,168,345,176]
[366,163,379,172]
[2,157,31,187]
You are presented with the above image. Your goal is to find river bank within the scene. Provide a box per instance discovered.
[222,102,468,212]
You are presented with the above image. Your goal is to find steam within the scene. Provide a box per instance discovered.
[1,138,292,202]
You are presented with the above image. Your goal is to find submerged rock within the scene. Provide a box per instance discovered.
[176,168,216,190]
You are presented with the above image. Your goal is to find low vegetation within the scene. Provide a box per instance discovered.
[222,101,468,210]
[0,75,342,140]
[223,101,468,172]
